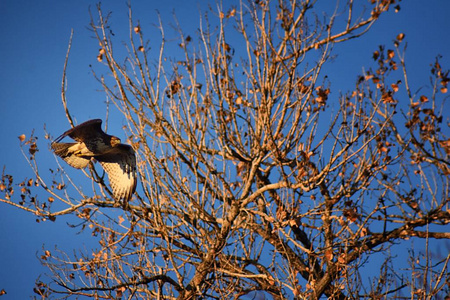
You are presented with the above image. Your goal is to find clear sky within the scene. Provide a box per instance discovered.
[1,0,449,298]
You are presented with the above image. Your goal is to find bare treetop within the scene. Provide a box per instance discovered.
[1,1,449,299]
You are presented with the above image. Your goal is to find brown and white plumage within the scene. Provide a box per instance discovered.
[51,119,137,201]
[96,144,137,201]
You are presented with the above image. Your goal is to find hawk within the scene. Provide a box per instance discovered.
[51,119,137,201]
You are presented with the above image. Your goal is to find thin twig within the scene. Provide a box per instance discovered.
[61,29,75,128]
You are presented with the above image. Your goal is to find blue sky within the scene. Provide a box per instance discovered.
[1,0,449,298]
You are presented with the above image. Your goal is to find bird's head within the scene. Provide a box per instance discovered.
[110,136,121,147]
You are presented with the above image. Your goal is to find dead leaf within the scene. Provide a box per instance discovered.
[360,227,368,237]
[29,143,38,155]
[116,286,126,297]
[387,49,395,60]
[343,207,358,222]
[227,8,236,18]
[373,51,380,61]
[236,161,246,177]
[391,83,399,92]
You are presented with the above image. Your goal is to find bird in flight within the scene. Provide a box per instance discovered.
[51,119,137,201]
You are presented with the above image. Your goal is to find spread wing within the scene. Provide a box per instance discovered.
[54,119,105,143]
[96,144,137,201]
[52,119,114,156]
[51,142,91,169]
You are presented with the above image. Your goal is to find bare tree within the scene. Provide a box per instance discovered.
[2,1,449,299]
